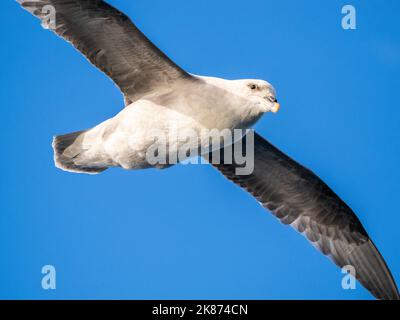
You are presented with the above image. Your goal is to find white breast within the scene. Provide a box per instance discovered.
[89,77,263,169]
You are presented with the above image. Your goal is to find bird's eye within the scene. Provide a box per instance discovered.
[249,84,257,90]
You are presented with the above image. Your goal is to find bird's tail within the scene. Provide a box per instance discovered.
[52,130,108,174]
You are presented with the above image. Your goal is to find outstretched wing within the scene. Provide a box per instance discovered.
[17,0,192,104]
[210,131,399,300]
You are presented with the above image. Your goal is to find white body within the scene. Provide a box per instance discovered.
[61,76,278,171]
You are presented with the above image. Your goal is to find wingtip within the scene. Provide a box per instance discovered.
[360,240,400,300]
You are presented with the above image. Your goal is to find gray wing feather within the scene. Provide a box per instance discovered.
[210,131,399,300]
[17,0,191,103]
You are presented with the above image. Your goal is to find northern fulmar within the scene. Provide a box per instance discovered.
[17,0,399,300]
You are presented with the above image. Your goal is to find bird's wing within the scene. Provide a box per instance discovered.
[17,0,192,104]
[209,131,399,300]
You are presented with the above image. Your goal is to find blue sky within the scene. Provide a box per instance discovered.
[0,0,399,299]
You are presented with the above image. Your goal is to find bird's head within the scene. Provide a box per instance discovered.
[238,79,280,114]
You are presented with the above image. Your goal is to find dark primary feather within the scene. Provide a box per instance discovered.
[210,131,399,300]
[17,0,191,103]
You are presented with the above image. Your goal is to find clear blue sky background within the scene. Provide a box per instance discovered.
[0,0,399,300]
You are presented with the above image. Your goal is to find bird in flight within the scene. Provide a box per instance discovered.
[17,0,399,299]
